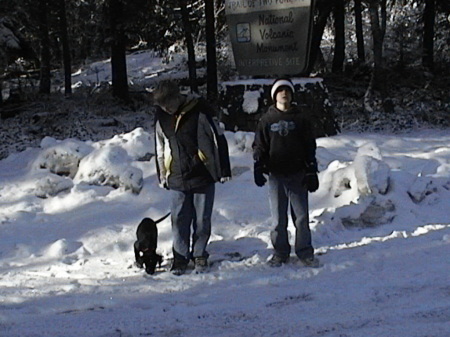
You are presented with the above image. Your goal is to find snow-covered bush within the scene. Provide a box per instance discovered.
[96,127,153,161]
[34,173,74,198]
[74,146,143,194]
[35,138,93,178]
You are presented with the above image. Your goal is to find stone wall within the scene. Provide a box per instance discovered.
[218,78,339,138]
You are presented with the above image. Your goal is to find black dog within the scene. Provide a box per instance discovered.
[134,213,170,274]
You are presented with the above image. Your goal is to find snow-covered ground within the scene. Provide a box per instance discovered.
[1,49,449,336]
[1,125,449,337]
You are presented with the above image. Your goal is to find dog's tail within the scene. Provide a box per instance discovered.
[155,212,170,224]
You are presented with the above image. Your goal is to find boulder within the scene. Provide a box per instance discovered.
[218,78,339,137]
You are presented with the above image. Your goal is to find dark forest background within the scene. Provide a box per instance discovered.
[1,0,449,130]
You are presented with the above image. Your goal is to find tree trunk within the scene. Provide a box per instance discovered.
[205,0,218,102]
[109,0,129,101]
[354,0,365,62]
[38,0,51,94]
[332,0,345,73]
[368,1,384,82]
[179,0,198,93]
[364,0,387,112]
[308,0,333,73]
[58,0,72,96]
[422,0,435,69]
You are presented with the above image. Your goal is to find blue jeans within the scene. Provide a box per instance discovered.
[170,184,215,261]
[268,172,313,259]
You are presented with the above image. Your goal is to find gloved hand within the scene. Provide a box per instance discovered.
[305,173,319,192]
[254,161,267,187]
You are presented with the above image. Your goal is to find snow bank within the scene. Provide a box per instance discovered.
[32,128,152,196]
[233,131,254,152]
[1,128,450,337]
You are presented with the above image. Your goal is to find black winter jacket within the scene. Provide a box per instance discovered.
[155,97,231,192]
[253,104,317,174]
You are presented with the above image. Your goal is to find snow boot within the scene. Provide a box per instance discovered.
[268,254,289,267]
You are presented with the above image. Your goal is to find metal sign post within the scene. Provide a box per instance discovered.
[225,0,315,77]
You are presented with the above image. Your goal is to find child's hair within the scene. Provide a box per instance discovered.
[153,80,179,106]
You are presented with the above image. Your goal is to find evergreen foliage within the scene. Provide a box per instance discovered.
[0,0,449,128]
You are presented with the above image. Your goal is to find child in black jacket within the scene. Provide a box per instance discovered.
[253,78,320,268]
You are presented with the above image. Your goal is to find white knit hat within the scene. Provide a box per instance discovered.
[271,78,295,101]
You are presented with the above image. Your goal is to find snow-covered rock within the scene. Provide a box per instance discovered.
[242,90,262,114]
[353,142,390,196]
[327,142,390,202]
[407,175,436,203]
[328,161,357,199]
[339,197,396,228]
[354,155,390,196]
[31,129,152,195]
[321,142,393,227]
[355,141,383,160]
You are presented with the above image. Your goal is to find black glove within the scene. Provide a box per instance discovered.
[253,162,267,187]
[305,173,319,192]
